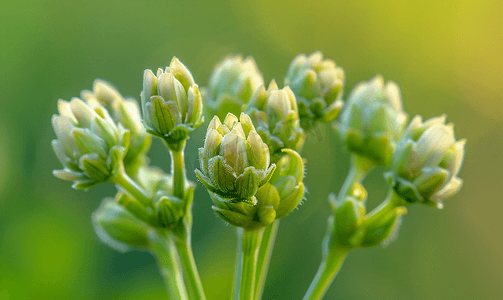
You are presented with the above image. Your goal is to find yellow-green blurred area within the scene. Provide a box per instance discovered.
[1,0,501,299]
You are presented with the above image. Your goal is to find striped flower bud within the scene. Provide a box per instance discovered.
[284,51,345,130]
[51,98,130,189]
[203,55,264,120]
[141,57,203,147]
[245,80,306,162]
[195,113,276,204]
[337,75,408,166]
[80,79,151,175]
[385,115,466,207]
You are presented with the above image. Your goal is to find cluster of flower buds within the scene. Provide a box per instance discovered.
[52,98,130,189]
[80,79,151,175]
[203,55,265,120]
[195,113,276,204]
[385,115,466,208]
[245,80,306,162]
[284,51,345,130]
[337,76,408,167]
[327,183,405,248]
[210,149,305,230]
[141,57,203,149]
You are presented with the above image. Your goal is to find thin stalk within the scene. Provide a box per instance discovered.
[303,246,349,300]
[364,189,404,226]
[166,139,206,299]
[112,167,152,207]
[151,232,189,300]
[239,228,265,300]
[337,155,374,201]
[175,238,207,300]
[232,228,244,300]
[165,139,187,200]
[254,220,280,300]
[303,155,374,299]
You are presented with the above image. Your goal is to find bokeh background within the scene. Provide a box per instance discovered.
[1,0,502,299]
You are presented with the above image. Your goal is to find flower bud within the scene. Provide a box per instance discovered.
[92,198,151,252]
[81,80,151,175]
[359,206,406,248]
[268,149,305,219]
[385,115,466,207]
[203,55,264,120]
[208,149,305,230]
[141,57,204,146]
[327,183,366,247]
[245,81,306,162]
[155,196,184,229]
[337,75,408,166]
[52,98,130,189]
[284,51,345,130]
[195,113,276,204]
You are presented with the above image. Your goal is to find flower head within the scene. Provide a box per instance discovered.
[195,113,276,204]
[51,98,130,189]
[385,115,466,207]
[337,75,408,166]
[245,80,306,162]
[141,57,203,147]
[80,79,151,175]
[204,55,264,120]
[284,51,345,130]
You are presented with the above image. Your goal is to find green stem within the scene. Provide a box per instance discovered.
[337,155,374,201]
[254,220,280,300]
[112,167,152,207]
[232,228,244,300]
[365,189,404,226]
[175,238,207,300]
[239,228,265,300]
[151,232,189,300]
[303,155,374,300]
[303,246,349,300]
[164,139,187,200]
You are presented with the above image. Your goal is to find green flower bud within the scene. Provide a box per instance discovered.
[52,98,130,189]
[245,80,306,162]
[358,206,406,248]
[81,79,151,175]
[337,75,408,166]
[269,149,305,219]
[385,115,466,207]
[155,195,184,229]
[208,148,305,230]
[195,113,276,204]
[284,51,345,130]
[141,57,204,146]
[92,198,151,252]
[327,183,366,247]
[203,55,265,120]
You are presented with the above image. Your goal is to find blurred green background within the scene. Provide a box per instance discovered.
[1,0,501,299]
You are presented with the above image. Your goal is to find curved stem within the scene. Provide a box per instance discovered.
[239,228,265,300]
[175,238,206,300]
[150,232,189,300]
[303,246,349,300]
[337,155,374,201]
[365,189,404,226]
[254,220,280,300]
[112,167,152,207]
